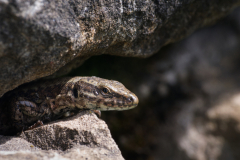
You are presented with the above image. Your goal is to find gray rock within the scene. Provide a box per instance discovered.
[0,0,240,96]
[0,111,124,160]
[0,135,40,151]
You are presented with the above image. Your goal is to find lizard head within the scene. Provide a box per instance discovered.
[69,76,139,111]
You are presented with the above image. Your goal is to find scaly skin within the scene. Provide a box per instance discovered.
[0,76,138,135]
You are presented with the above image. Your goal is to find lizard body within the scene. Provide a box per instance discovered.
[0,76,138,135]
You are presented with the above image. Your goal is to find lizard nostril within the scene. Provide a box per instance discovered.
[129,94,139,105]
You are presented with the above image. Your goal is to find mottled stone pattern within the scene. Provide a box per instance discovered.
[0,0,240,96]
[0,112,124,160]
[21,112,120,151]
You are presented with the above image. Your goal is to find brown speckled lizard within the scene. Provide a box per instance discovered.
[0,76,138,135]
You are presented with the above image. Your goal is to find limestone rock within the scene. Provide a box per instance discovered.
[0,111,124,160]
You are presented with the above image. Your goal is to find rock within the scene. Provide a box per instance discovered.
[0,146,124,160]
[0,135,40,151]
[0,111,124,160]
[0,0,240,96]
[21,111,120,152]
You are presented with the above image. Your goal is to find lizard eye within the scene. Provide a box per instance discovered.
[101,88,110,94]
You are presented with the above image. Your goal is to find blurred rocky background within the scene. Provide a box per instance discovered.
[1,0,240,160]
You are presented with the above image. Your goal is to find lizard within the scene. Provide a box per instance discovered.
[0,76,138,135]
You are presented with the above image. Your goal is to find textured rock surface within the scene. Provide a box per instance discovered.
[0,136,40,151]
[0,0,240,96]
[0,111,124,160]
[0,146,124,160]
